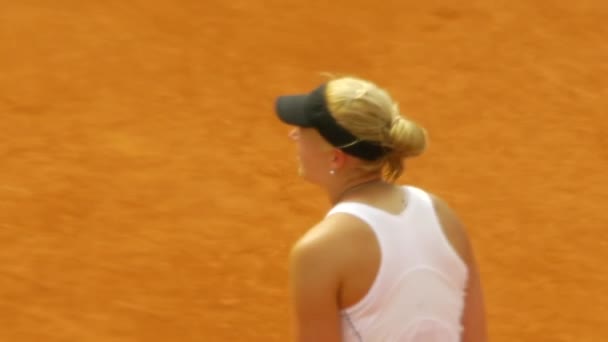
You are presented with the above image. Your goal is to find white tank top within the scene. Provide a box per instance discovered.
[325,185,468,342]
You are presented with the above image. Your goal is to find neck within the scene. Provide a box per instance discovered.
[328,174,384,205]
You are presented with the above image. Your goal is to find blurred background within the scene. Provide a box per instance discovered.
[1,1,606,341]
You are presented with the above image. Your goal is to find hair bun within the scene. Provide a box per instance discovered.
[388,116,427,158]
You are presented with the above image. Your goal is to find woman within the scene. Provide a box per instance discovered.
[274,75,488,342]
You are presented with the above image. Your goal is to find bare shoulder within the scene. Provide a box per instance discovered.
[287,215,367,341]
[289,210,384,314]
[290,213,372,265]
[426,192,474,265]
[287,214,372,310]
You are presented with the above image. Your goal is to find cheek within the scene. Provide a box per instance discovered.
[297,143,316,162]
[299,144,330,173]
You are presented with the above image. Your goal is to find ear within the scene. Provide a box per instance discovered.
[329,149,347,171]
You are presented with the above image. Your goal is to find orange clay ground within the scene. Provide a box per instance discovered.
[1,1,606,341]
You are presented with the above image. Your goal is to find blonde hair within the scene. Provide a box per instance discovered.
[324,75,427,181]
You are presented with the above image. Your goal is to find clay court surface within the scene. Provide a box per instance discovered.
[1,1,607,341]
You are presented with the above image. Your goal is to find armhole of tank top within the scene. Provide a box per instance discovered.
[407,187,468,273]
[325,204,387,316]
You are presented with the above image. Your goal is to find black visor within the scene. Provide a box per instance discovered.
[275,83,389,161]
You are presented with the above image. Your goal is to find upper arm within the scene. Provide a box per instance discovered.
[430,194,488,342]
[288,227,343,342]
[460,245,488,342]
